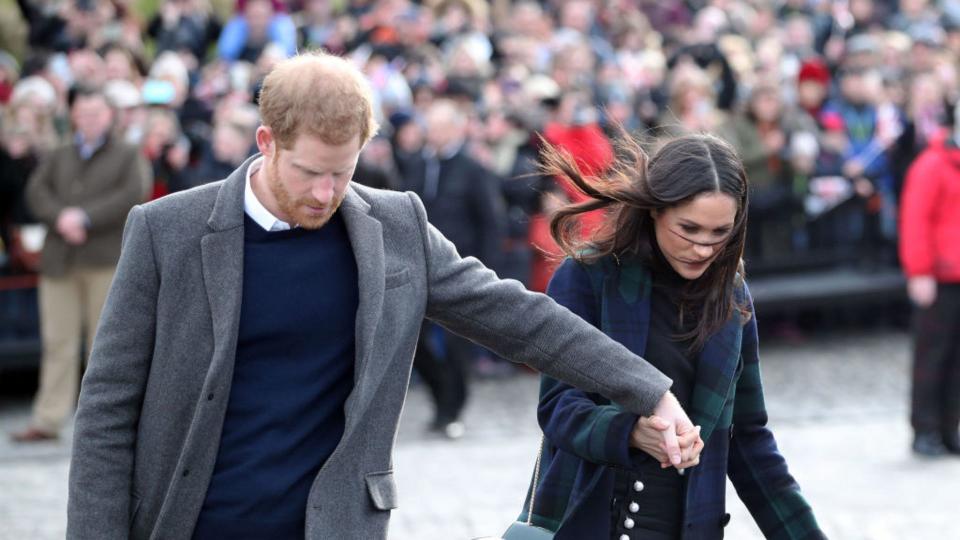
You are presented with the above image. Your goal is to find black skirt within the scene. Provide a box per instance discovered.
[609,460,685,540]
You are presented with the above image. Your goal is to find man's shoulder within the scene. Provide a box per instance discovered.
[105,137,142,155]
[140,180,223,222]
[348,183,417,219]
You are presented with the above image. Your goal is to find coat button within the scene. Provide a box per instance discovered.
[629,501,639,513]
[624,517,635,529]
[633,480,644,492]
[182,469,190,477]
[620,535,630,540]
[207,392,215,401]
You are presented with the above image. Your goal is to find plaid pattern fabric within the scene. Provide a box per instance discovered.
[519,257,824,539]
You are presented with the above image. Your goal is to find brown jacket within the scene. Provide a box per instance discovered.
[26,136,151,277]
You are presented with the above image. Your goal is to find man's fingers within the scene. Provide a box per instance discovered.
[642,415,671,431]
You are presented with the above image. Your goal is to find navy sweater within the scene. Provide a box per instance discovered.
[193,213,358,540]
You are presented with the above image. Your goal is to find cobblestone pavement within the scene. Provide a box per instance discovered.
[2,330,959,539]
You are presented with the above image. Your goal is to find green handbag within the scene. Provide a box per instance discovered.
[502,521,554,540]
[502,436,554,540]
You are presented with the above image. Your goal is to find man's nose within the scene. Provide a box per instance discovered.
[311,179,335,204]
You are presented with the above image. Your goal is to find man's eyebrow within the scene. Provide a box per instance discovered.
[293,162,353,174]
[292,162,317,171]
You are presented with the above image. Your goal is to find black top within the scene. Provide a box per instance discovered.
[193,213,359,540]
[646,253,698,408]
[611,252,699,539]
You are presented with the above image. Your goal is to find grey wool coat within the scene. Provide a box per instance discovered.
[67,155,672,540]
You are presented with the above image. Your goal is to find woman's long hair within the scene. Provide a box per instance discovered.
[544,130,751,352]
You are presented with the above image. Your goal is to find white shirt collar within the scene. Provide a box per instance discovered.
[244,156,293,232]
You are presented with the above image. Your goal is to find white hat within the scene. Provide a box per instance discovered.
[523,74,561,102]
[10,76,57,108]
[104,79,142,109]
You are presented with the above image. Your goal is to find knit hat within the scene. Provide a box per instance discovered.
[798,58,830,87]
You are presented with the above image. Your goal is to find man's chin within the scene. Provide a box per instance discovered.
[295,215,331,230]
[292,209,336,230]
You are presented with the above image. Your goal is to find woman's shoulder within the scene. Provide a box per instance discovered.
[559,253,656,299]
[559,251,650,277]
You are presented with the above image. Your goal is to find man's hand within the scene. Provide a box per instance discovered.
[908,275,937,308]
[650,391,703,468]
[56,207,89,245]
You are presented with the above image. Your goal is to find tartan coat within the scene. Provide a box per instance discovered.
[518,256,824,540]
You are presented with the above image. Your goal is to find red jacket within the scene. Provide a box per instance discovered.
[899,135,960,282]
[542,122,613,238]
[528,123,614,292]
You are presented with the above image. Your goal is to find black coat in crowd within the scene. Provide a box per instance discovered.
[398,149,506,269]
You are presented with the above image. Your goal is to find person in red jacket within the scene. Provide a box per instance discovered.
[899,130,960,457]
[529,89,614,292]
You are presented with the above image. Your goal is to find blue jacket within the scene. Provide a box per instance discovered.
[519,257,824,539]
[217,13,297,62]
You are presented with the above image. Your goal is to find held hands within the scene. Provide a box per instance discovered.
[630,416,703,471]
[637,391,704,471]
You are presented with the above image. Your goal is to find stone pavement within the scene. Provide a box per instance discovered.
[2,330,959,539]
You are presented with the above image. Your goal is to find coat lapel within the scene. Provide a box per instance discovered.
[200,157,250,384]
[601,259,652,360]
[160,157,249,530]
[688,312,743,443]
[337,186,386,435]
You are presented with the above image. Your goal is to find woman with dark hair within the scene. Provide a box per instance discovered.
[515,132,824,539]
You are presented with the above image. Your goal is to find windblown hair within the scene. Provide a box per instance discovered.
[258,50,380,149]
[545,130,751,351]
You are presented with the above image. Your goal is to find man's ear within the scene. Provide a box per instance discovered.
[255,126,275,158]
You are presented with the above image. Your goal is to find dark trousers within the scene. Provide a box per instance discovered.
[911,283,960,435]
[413,323,470,426]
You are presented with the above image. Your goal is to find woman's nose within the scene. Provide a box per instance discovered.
[693,243,714,259]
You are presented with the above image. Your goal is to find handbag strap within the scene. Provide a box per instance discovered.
[526,434,545,525]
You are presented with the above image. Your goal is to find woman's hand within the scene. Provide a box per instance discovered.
[630,415,703,471]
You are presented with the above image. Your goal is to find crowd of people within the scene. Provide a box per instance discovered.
[7,0,960,278]
[1,0,959,441]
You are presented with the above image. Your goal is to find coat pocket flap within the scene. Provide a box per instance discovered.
[365,470,398,510]
[385,268,411,289]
